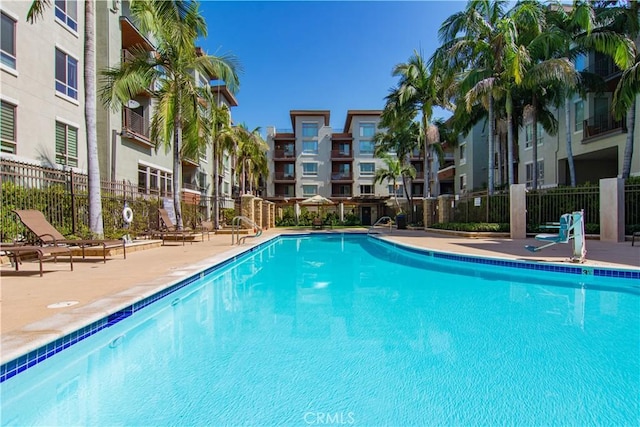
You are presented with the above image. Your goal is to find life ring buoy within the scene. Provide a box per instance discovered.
[123,206,134,224]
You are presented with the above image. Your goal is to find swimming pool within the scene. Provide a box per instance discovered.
[1,234,638,425]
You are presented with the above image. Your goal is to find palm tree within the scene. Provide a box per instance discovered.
[100,0,240,229]
[437,0,510,195]
[233,124,269,195]
[604,0,640,179]
[373,153,416,214]
[386,50,443,198]
[28,0,104,237]
[543,0,635,186]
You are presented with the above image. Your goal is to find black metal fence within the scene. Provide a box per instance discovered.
[452,190,510,224]
[1,158,220,242]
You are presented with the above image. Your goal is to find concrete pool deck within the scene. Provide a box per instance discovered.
[1,228,638,364]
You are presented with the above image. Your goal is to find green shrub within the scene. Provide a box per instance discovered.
[430,222,510,232]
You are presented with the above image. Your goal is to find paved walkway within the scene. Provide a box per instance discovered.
[1,228,638,364]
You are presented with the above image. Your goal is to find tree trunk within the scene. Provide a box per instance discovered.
[423,115,431,198]
[532,97,538,191]
[84,0,104,238]
[565,96,576,187]
[622,96,636,179]
[173,118,183,230]
[507,94,515,186]
[212,147,219,229]
[488,96,495,195]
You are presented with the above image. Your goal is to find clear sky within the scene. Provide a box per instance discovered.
[199,1,466,134]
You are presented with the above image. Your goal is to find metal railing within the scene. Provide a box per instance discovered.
[368,216,394,235]
[231,216,262,245]
[452,191,510,224]
[526,185,600,231]
[123,107,150,140]
[583,114,626,139]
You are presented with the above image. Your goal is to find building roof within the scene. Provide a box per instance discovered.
[289,110,331,129]
[210,85,239,107]
[343,110,383,133]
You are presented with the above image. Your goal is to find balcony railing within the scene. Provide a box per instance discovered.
[332,192,352,197]
[588,57,621,80]
[583,114,626,140]
[331,149,352,159]
[274,149,295,159]
[123,107,150,142]
[413,171,425,180]
[274,172,295,181]
[331,172,353,181]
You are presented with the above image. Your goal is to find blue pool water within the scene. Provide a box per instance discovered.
[1,234,638,426]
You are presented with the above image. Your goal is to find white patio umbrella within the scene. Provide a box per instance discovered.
[299,195,334,217]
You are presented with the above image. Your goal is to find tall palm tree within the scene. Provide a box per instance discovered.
[100,0,240,229]
[233,124,268,195]
[604,0,640,179]
[437,0,510,195]
[543,0,635,186]
[28,0,104,237]
[373,153,416,214]
[387,50,443,198]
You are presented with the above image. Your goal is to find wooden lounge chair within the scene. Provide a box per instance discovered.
[312,217,323,230]
[0,244,73,276]
[154,208,202,245]
[13,210,125,262]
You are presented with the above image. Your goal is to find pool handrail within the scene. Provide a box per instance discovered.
[368,216,394,235]
[231,216,263,245]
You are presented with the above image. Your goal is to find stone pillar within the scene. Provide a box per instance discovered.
[269,202,276,229]
[509,184,526,239]
[253,197,263,228]
[600,178,624,242]
[240,194,255,225]
[423,198,437,228]
[437,195,454,224]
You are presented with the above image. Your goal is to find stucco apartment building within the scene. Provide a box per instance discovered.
[266,110,411,225]
[1,0,237,216]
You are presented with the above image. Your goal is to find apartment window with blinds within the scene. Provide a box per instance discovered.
[302,185,317,197]
[55,48,78,100]
[525,123,544,148]
[574,100,584,131]
[360,185,373,195]
[54,0,77,32]
[1,101,16,153]
[55,121,78,167]
[138,164,172,196]
[525,161,545,187]
[1,12,16,69]
[302,123,318,137]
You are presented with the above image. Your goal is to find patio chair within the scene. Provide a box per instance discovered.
[312,217,323,230]
[0,243,73,276]
[13,210,126,263]
[154,208,202,245]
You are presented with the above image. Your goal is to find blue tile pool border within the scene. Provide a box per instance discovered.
[2,232,638,383]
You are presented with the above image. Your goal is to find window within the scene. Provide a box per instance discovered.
[223,154,230,171]
[574,100,584,131]
[359,162,375,176]
[302,141,318,154]
[302,162,318,176]
[525,123,544,148]
[360,185,373,195]
[525,161,545,187]
[359,140,375,155]
[1,12,16,69]
[138,164,172,196]
[334,185,351,196]
[359,123,376,137]
[459,174,467,192]
[55,49,78,100]
[283,163,294,178]
[1,101,16,154]
[223,181,230,196]
[302,185,317,197]
[459,143,467,165]
[388,184,404,196]
[574,53,586,72]
[302,123,318,137]
[55,0,77,32]
[55,121,78,167]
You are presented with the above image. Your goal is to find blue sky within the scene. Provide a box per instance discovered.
[200,1,466,134]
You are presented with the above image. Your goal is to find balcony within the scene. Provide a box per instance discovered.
[588,57,621,80]
[331,191,352,198]
[331,149,353,160]
[274,172,296,182]
[331,172,353,182]
[413,171,425,181]
[274,149,296,159]
[583,114,627,141]
[122,107,151,145]
[438,165,455,181]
